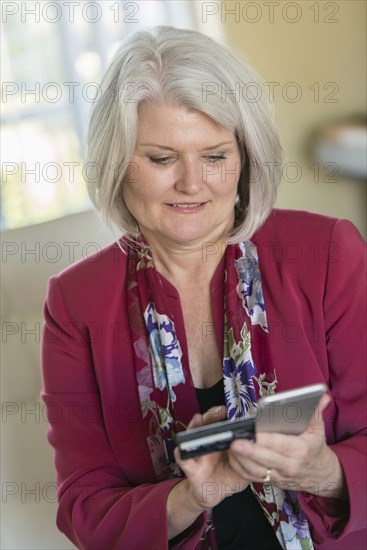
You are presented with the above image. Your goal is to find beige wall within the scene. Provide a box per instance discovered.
[195,0,366,237]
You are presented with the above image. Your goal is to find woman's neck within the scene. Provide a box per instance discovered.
[141,233,227,288]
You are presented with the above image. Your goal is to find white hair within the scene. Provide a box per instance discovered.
[86,25,282,243]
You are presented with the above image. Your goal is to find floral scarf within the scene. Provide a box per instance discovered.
[127,238,313,549]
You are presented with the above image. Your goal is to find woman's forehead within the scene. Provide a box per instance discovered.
[135,103,236,144]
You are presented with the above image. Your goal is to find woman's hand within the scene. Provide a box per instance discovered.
[228,394,347,500]
[174,405,250,510]
[167,405,249,540]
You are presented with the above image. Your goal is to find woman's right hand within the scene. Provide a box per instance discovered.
[167,406,249,540]
[175,405,249,509]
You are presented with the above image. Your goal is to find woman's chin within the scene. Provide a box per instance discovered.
[140,218,232,248]
[164,229,208,245]
[159,224,226,247]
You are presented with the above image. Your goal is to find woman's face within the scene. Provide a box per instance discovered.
[123,103,241,247]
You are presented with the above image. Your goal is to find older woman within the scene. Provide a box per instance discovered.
[41,26,366,549]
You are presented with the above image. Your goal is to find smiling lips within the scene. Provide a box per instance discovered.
[170,202,204,208]
[166,202,207,213]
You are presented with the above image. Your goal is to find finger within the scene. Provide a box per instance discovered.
[305,393,331,434]
[319,392,331,410]
[202,405,227,425]
[230,434,307,480]
[187,413,204,429]
[228,447,268,481]
[230,437,286,473]
[254,431,300,451]
[187,405,227,430]
[250,432,312,473]
[174,445,200,475]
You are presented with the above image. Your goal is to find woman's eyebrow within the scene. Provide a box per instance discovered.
[138,141,235,151]
[200,141,235,151]
[139,144,176,151]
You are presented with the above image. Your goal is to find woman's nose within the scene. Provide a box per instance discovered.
[174,160,204,194]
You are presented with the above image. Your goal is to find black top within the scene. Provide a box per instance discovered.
[195,379,282,550]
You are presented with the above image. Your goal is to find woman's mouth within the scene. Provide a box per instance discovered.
[166,202,207,212]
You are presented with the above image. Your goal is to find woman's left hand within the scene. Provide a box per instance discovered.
[228,394,347,500]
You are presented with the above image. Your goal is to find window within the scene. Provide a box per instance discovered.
[1,0,194,229]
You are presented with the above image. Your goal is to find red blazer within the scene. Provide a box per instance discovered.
[41,209,367,549]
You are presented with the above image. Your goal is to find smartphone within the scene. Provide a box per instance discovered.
[175,415,255,460]
[175,383,327,459]
[256,383,327,435]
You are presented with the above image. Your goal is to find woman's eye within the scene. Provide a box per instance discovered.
[149,157,171,165]
[205,155,226,163]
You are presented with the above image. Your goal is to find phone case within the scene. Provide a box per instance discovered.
[256,383,327,435]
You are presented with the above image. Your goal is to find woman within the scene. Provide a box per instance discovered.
[41,26,366,549]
